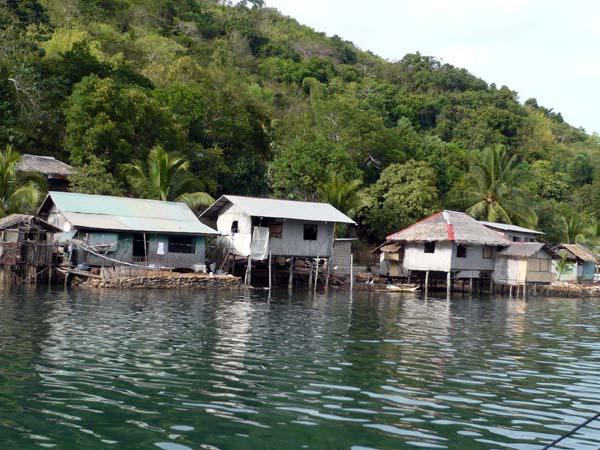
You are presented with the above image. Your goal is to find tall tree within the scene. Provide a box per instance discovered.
[318,172,364,218]
[120,145,214,210]
[457,144,536,226]
[559,214,587,244]
[0,145,44,216]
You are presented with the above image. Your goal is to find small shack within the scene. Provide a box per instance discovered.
[16,154,73,191]
[37,192,218,270]
[372,241,405,278]
[492,242,556,287]
[387,210,509,290]
[200,195,355,285]
[0,214,60,285]
[553,244,598,283]
[479,221,544,243]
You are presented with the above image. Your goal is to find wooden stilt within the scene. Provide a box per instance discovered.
[407,270,412,284]
[268,251,272,291]
[325,257,331,291]
[245,255,252,286]
[509,285,513,298]
[308,259,313,289]
[425,270,429,297]
[490,279,494,295]
[350,254,354,291]
[469,278,473,293]
[446,271,451,298]
[288,257,294,289]
[314,255,319,294]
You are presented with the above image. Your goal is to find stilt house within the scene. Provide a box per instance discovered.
[386,210,509,281]
[37,192,218,269]
[553,244,598,283]
[492,242,556,286]
[16,154,73,191]
[0,214,60,284]
[200,195,355,261]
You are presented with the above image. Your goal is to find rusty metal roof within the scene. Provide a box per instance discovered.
[200,195,356,224]
[40,192,218,235]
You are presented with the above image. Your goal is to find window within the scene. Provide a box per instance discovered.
[132,233,148,258]
[269,221,283,238]
[168,236,196,254]
[231,221,239,234]
[457,245,467,258]
[483,246,493,259]
[303,224,318,241]
[513,236,521,242]
[539,258,549,271]
[424,242,436,253]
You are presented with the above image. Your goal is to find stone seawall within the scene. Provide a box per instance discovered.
[80,273,242,289]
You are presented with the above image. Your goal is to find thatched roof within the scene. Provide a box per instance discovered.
[499,242,556,258]
[0,214,61,232]
[387,210,509,246]
[554,244,598,263]
[16,154,73,177]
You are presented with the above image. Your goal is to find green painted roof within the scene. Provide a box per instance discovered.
[42,192,218,235]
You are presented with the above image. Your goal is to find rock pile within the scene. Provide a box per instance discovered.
[81,273,242,289]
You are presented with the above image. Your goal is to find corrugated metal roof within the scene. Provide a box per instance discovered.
[43,192,218,235]
[387,210,509,246]
[200,195,356,224]
[0,214,61,232]
[479,221,544,235]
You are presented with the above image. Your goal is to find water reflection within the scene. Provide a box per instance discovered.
[1,288,600,449]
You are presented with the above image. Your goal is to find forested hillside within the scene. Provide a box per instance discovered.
[2,0,599,244]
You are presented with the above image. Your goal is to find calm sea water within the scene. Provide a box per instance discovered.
[1,288,600,450]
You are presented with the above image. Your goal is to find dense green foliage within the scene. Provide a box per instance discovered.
[1,0,599,242]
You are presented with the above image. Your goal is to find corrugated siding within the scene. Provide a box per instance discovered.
[332,241,352,275]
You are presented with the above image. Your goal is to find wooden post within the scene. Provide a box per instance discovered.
[469,278,473,293]
[232,254,235,276]
[143,232,147,264]
[245,255,252,286]
[490,279,494,295]
[350,253,354,291]
[288,257,294,289]
[314,255,320,294]
[407,270,411,284]
[325,257,331,291]
[446,271,451,298]
[268,251,272,291]
[509,285,513,298]
[425,270,429,297]
[308,259,313,289]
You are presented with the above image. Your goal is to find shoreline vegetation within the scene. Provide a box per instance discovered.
[2,1,600,297]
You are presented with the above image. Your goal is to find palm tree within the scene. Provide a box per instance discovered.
[318,172,365,219]
[560,214,587,244]
[459,144,536,226]
[0,145,44,217]
[121,145,214,210]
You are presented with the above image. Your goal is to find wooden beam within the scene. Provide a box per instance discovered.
[288,257,294,290]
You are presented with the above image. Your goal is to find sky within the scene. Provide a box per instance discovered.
[265,0,600,134]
